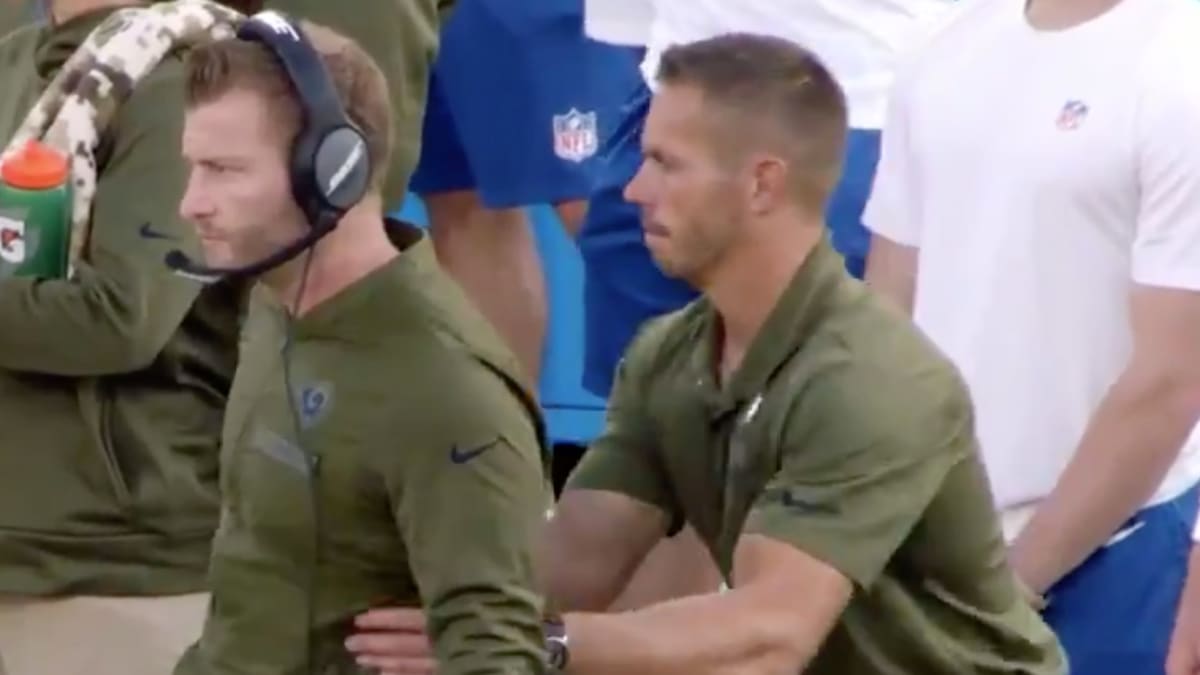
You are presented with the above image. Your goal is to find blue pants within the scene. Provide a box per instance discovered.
[409,0,642,207]
[1043,484,1199,675]
[577,82,881,396]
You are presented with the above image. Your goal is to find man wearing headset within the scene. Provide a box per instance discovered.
[171,13,551,674]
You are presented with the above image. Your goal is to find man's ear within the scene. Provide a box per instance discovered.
[746,153,791,217]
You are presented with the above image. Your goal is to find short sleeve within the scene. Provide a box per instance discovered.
[1131,16,1200,291]
[742,363,968,589]
[565,321,680,527]
[861,65,923,248]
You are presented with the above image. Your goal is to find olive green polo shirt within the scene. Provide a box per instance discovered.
[567,241,1066,674]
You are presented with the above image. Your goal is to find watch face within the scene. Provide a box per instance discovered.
[546,635,569,670]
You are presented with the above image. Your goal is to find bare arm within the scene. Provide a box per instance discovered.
[562,534,851,675]
[1011,286,1200,594]
[864,233,918,315]
[1167,545,1200,675]
[1012,43,1200,595]
[541,489,669,613]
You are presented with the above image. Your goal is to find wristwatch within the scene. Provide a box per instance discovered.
[544,615,570,672]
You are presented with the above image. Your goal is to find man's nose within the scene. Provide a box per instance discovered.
[623,160,651,205]
[178,176,211,222]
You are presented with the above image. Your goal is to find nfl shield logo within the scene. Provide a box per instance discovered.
[552,108,599,163]
[1056,100,1088,131]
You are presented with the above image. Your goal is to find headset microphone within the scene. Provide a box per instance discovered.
[165,9,371,284]
[165,213,337,284]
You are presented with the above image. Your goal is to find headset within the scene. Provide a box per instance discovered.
[166,9,372,283]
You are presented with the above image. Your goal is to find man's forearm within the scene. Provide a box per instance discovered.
[863,235,917,315]
[1010,368,1200,594]
[563,589,812,675]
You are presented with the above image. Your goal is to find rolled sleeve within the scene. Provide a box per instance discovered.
[743,364,968,589]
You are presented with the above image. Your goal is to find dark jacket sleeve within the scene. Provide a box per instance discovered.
[0,60,206,376]
[386,349,551,674]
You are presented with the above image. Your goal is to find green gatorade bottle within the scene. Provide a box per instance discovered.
[0,139,72,279]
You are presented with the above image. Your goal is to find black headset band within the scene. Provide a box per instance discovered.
[236,14,346,131]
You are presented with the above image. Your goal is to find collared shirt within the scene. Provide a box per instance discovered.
[568,240,1066,674]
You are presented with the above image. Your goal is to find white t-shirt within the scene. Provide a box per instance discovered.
[584,0,959,129]
[863,0,1200,537]
[583,0,654,46]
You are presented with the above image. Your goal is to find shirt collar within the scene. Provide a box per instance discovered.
[690,237,845,413]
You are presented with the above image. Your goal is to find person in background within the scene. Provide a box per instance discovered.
[0,1,245,673]
[409,0,642,386]
[346,33,1066,675]
[863,0,1200,672]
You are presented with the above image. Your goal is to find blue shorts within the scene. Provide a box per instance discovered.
[408,0,643,208]
[577,82,881,396]
[1043,483,1199,675]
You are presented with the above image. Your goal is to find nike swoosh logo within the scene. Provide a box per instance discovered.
[138,222,173,240]
[450,437,502,464]
[780,489,837,515]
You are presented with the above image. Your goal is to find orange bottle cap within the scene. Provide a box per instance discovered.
[1,140,68,190]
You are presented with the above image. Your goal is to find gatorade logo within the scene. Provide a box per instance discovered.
[0,217,25,264]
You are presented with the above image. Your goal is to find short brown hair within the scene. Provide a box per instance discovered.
[657,33,848,206]
[184,19,392,191]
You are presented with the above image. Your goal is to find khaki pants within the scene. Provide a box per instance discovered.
[0,593,208,675]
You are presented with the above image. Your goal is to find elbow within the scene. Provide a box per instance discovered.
[86,290,171,373]
[1136,360,1200,425]
[751,616,813,673]
[109,330,168,372]
[725,597,816,674]
[1166,374,1200,426]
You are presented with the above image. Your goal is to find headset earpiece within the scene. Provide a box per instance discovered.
[236,10,371,229]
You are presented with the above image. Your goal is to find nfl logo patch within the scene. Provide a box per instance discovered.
[552,108,599,163]
[1056,100,1088,131]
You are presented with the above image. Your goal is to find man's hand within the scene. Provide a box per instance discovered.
[1167,547,1200,675]
[345,608,435,675]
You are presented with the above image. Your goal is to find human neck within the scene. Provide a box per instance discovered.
[264,200,397,316]
[49,0,142,24]
[703,213,823,375]
[1024,0,1124,31]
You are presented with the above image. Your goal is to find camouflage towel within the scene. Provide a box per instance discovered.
[0,0,244,276]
